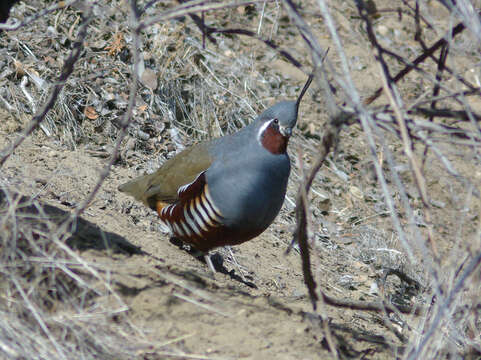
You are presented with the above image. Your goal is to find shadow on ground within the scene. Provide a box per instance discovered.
[0,188,142,255]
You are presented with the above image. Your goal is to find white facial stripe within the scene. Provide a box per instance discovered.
[184,206,203,237]
[204,185,222,218]
[191,199,209,231]
[257,119,274,143]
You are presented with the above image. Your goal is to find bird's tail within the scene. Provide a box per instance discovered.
[118,173,156,207]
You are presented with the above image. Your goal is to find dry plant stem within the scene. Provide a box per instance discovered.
[380,307,407,343]
[141,1,310,72]
[31,1,140,318]
[411,0,464,97]
[293,112,350,309]
[423,43,449,248]
[413,0,433,45]
[11,277,67,360]
[0,7,91,168]
[361,5,429,204]
[139,0,274,30]
[410,106,481,125]
[291,0,421,318]
[176,0,217,45]
[53,0,141,233]
[370,113,447,307]
[407,250,481,360]
[428,44,449,120]
[352,1,436,269]
[155,333,196,349]
[279,0,339,318]
[317,296,340,359]
[316,1,430,321]
[282,0,328,70]
[376,61,438,257]
[199,27,302,68]
[0,0,80,31]
[401,0,434,31]
[365,11,477,105]
[318,0,413,255]
[297,150,339,359]
[320,290,421,316]
[357,1,435,254]
[455,0,481,45]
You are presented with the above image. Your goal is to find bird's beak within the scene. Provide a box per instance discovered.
[280,126,292,138]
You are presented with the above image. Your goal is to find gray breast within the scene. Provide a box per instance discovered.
[205,135,290,232]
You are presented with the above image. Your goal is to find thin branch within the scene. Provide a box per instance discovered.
[177,0,217,45]
[12,277,67,359]
[365,10,479,105]
[138,0,274,30]
[407,250,481,360]
[0,5,91,167]
[282,0,328,70]
[202,27,302,68]
[52,0,142,233]
[290,111,354,309]
[320,289,423,315]
[410,107,481,123]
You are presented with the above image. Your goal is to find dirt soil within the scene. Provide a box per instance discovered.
[1,1,480,359]
[2,125,373,359]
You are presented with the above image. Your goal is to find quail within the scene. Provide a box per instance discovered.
[119,75,313,272]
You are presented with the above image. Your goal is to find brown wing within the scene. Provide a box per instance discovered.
[118,142,212,209]
[156,171,265,253]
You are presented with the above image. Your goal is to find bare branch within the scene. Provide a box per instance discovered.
[0,4,91,167]
[138,0,274,30]
[407,250,481,359]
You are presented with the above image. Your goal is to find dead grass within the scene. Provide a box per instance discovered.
[0,190,142,359]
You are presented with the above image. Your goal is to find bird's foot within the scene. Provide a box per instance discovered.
[204,254,217,279]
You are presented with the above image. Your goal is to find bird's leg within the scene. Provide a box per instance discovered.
[190,248,216,276]
[226,246,247,282]
[204,253,216,277]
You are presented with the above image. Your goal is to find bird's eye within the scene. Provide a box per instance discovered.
[273,118,279,124]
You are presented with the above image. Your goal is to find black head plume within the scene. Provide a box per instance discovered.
[296,73,314,112]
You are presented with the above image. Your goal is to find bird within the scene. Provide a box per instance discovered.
[118,75,313,273]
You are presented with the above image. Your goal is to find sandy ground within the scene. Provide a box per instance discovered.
[2,128,398,359]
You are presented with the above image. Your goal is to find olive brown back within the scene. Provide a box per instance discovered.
[118,142,212,209]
